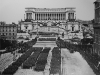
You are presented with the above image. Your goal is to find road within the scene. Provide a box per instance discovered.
[61,48,96,75]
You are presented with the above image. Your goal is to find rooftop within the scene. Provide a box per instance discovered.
[94,0,100,3]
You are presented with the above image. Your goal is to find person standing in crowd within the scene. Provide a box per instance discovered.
[97,57,100,71]
[62,32,64,38]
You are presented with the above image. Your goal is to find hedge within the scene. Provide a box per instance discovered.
[50,47,61,74]
[38,38,56,41]
[34,47,50,71]
[23,47,43,69]
[2,47,36,74]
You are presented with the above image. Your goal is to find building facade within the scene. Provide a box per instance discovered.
[19,7,83,39]
[0,22,17,40]
[20,7,76,31]
[67,21,83,39]
[25,7,75,21]
[93,0,100,56]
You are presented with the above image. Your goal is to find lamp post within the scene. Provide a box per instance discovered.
[37,21,39,37]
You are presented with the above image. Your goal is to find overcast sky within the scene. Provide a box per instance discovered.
[0,0,95,24]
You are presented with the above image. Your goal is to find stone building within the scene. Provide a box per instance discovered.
[0,22,17,40]
[67,21,83,39]
[93,0,100,56]
[19,7,83,39]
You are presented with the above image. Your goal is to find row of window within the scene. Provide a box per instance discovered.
[6,37,16,39]
[0,29,16,32]
[0,33,16,36]
[0,27,16,29]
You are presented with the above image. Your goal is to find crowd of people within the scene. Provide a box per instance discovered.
[56,37,100,73]
[0,38,37,56]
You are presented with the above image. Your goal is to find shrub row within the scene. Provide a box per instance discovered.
[0,38,37,55]
[17,38,37,54]
[40,35,56,37]
[36,53,48,64]
[2,47,35,75]
[34,64,45,71]
[38,38,56,41]
[34,48,50,71]
[23,47,43,69]
[41,47,51,53]
[56,39,66,48]
[57,39,100,72]
[50,47,61,74]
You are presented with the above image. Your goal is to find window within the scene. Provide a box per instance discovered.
[72,27,74,31]
[13,33,14,35]
[2,33,4,35]
[9,33,11,35]
[24,25,28,29]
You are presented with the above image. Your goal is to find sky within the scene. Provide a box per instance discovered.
[0,0,96,24]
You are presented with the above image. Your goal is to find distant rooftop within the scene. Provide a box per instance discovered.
[94,0,100,3]
[25,7,76,9]
[0,22,17,26]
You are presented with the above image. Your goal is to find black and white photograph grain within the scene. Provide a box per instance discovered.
[0,0,99,75]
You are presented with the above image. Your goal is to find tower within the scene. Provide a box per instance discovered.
[68,9,76,21]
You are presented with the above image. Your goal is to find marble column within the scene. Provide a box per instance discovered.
[41,13,43,20]
[55,13,57,20]
[45,13,46,20]
[40,14,41,20]
[65,12,67,20]
[72,13,74,19]
[68,13,70,19]
[44,13,46,20]
[42,13,44,20]
[44,13,45,20]
[38,13,39,20]
[39,13,40,20]
[27,13,28,19]
[37,13,38,20]
[36,14,37,20]
[61,14,62,20]
[59,13,60,20]
[33,13,35,20]
[62,13,64,20]
[51,13,52,20]
[36,13,37,20]
[57,13,58,20]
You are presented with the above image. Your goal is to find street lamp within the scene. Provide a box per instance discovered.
[57,24,59,37]
[37,21,39,37]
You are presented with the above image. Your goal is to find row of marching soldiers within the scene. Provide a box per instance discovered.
[12,38,37,61]
[57,37,100,72]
